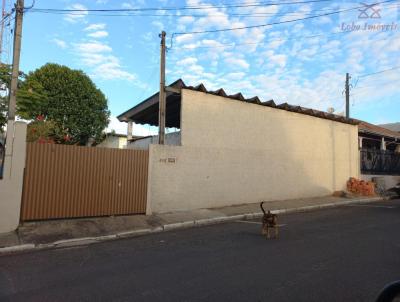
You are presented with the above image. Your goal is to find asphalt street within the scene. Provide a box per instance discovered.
[1,199,400,302]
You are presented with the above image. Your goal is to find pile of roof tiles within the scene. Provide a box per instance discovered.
[175,79,358,125]
[347,177,375,196]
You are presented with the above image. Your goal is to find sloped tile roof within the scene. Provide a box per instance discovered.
[358,121,400,139]
[117,78,359,127]
[179,79,358,125]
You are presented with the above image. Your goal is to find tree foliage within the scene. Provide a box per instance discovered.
[19,63,110,145]
[0,63,110,144]
[26,118,57,143]
[0,64,13,132]
[0,64,29,132]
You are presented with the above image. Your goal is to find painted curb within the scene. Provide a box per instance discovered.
[53,237,99,248]
[163,221,194,231]
[0,244,35,254]
[116,227,160,238]
[0,197,384,255]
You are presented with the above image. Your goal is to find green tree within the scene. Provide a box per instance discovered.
[0,64,28,132]
[0,64,12,132]
[19,63,110,145]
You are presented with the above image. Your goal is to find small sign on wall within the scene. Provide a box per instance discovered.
[160,157,177,163]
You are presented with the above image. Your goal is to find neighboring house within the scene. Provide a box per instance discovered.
[358,121,400,189]
[118,79,359,214]
[379,122,400,133]
[358,121,400,152]
[96,133,130,149]
[128,132,181,149]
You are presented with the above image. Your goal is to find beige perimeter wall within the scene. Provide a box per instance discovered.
[0,122,27,233]
[148,89,359,214]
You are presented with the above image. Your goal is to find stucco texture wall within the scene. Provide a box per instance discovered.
[0,122,27,233]
[97,135,127,149]
[148,89,359,213]
[129,132,181,150]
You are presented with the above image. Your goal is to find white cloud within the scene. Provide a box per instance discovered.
[87,30,109,38]
[73,41,137,82]
[85,23,106,31]
[197,11,230,29]
[152,21,164,31]
[201,39,224,48]
[224,57,250,70]
[268,39,285,49]
[163,0,399,120]
[52,38,67,49]
[176,57,198,66]
[179,16,195,25]
[225,72,246,81]
[92,57,137,81]
[176,33,194,44]
[264,51,287,68]
[121,0,145,9]
[64,4,88,23]
[280,4,311,22]
[314,16,332,25]
[121,2,134,9]
[80,52,137,82]
[107,116,156,136]
[74,41,112,53]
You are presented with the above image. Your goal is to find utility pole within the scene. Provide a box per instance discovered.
[0,0,6,63]
[7,0,24,121]
[345,72,350,119]
[158,31,166,145]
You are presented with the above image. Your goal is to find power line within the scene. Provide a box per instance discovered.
[27,3,399,18]
[28,10,341,18]
[30,0,334,13]
[357,66,400,78]
[353,79,399,90]
[28,5,353,18]
[171,0,396,37]
[170,28,400,52]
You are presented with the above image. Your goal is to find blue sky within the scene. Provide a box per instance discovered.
[8,0,400,134]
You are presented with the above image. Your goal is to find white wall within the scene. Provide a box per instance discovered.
[0,122,27,233]
[129,132,181,150]
[97,135,127,149]
[148,89,359,213]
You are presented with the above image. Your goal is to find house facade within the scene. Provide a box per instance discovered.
[96,133,128,149]
[118,79,359,214]
[358,121,400,189]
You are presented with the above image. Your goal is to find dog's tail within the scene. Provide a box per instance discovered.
[260,201,266,215]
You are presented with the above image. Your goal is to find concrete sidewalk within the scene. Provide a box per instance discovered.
[0,195,383,254]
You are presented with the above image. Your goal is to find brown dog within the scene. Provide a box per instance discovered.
[260,202,278,239]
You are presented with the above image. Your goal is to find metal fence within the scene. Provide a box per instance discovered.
[360,149,400,175]
[21,143,149,221]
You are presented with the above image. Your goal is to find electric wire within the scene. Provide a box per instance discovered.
[30,0,335,13]
[357,66,400,78]
[27,3,398,18]
[171,0,396,36]
[171,30,400,51]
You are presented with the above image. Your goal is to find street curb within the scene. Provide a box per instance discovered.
[0,197,384,255]
[0,244,35,253]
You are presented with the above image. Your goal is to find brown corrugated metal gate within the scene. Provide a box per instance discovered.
[21,143,148,221]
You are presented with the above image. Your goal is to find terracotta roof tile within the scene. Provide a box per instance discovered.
[120,78,358,126]
[358,121,400,138]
